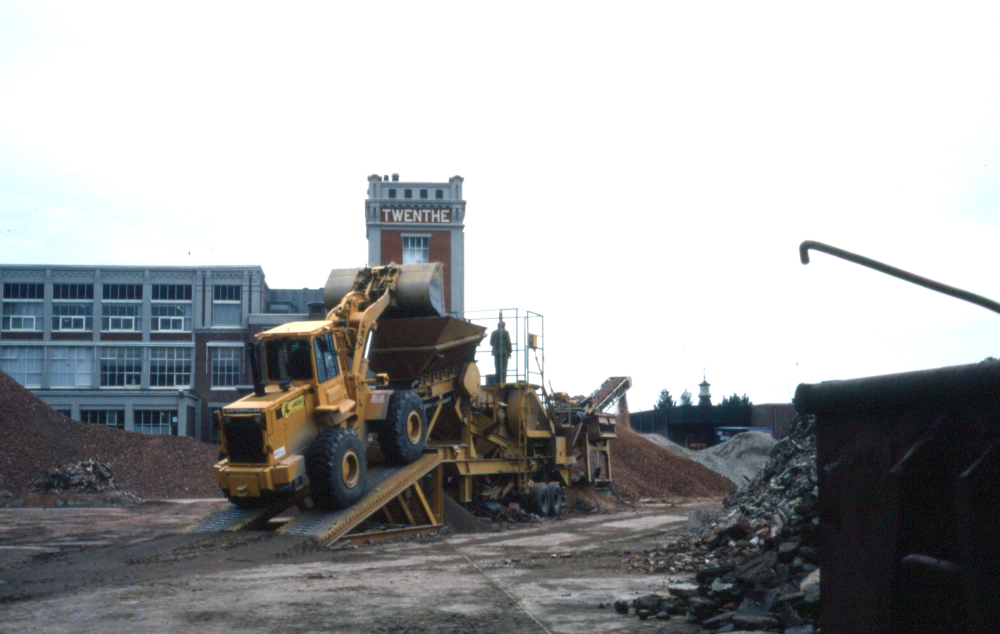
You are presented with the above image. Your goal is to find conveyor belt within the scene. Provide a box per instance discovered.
[587,376,632,413]
[277,450,444,545]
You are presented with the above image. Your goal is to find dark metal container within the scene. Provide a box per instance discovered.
[795,361,1000,634]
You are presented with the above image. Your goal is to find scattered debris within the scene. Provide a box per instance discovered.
[468,500,540,524]
[32,460,136,500]
[609,415,820,632]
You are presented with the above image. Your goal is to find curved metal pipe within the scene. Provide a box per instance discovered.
[800,240,1000,316]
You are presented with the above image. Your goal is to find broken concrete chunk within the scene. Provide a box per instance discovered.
[667,582,701,598]
[732,614,780,630]
[700,610,735,630]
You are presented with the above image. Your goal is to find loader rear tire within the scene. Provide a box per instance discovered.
[379,391,427,465]
[306,427,367,509]
[530,482,552,516]
[547,483,564,516]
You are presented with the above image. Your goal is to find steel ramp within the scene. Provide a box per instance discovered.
[277,450,444,546]
[186,502,289,533]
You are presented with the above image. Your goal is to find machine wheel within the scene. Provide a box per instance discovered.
[530,482,552,516]
[547,482,564,516]
[379,391,428,465]
[306,427,367,509]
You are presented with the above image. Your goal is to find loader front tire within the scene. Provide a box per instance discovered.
[379,391,427,465]
[306,427,367,509]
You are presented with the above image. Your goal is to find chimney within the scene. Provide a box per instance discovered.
[391,173,399,182]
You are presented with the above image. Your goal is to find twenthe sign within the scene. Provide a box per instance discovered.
[381,208,451,223]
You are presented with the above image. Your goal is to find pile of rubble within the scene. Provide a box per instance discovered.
[31,459,140,503]
[0,370,222,501]
[611,415,820,633]
[610,426,736,501]
[33,459,127,494]
[643,431,776,486]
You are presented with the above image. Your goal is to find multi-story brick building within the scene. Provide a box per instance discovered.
[0,264,271,442]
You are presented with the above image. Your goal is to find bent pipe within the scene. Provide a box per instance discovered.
[799,240,1000,316]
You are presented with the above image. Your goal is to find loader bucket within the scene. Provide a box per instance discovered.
[323,263,446,318]
[369,317,486,382]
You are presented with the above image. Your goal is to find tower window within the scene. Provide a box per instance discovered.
[404,189,412,199]
[402,236,429,265]
[388,189,396,199]
[435,189,444,199]
[420,189,428,199]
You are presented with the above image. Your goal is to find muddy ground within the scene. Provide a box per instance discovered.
[0,500,720,634]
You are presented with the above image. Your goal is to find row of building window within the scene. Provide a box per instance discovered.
[3,283,208,301]
[60,408,179,435]
[0,346,242,389]
[387,188,445,200]
[0,300,239,332]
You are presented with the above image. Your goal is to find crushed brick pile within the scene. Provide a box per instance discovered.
[0,371,223,500]
[610,397,736,501]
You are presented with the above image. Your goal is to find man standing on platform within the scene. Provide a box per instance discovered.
[490,313,512,384]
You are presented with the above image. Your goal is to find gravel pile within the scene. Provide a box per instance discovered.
[643,431,776,486]
[0,370,223,500]
[611,426,736,501]
[612,415,820,632]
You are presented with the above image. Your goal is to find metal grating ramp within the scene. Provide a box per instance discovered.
[187,505,278,533]
[277,450,443,544]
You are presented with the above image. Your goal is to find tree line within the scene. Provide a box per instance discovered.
[653,389,752,410]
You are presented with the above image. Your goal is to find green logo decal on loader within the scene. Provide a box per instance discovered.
[280,396,305,419]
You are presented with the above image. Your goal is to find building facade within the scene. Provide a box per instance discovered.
[0,264,269,442]
[364,173,466,316]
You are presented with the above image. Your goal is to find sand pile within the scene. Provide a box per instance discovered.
[0,370,222,499]
[643,431,776,486]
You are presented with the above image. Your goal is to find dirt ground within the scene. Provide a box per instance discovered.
[0,499,721,634]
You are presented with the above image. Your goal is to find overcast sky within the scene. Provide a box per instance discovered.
[1,2,998,410]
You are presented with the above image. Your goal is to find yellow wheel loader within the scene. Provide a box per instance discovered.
[214,263,458,509]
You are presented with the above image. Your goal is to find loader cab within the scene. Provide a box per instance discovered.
[264,338,314,383]
[258,322,342,390]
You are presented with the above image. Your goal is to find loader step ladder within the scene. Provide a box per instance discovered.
[277,449,445,546]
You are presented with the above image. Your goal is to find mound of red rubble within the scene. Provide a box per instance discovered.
[609,398,735,501]
[0,371,223,500]
[611,427,737,501]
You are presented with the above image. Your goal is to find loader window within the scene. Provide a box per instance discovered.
[264,338,313,382]
[313,335,338,383]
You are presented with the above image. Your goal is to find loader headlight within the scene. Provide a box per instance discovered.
[223,416,232,424]
[252,415,262,424]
